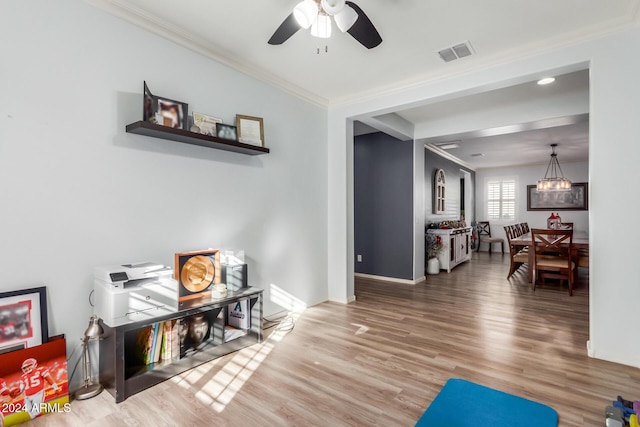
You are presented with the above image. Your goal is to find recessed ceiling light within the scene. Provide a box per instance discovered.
[471,153,484,157]
[435,143,460,150]
[537,77,556,85]
[435,141,460,150]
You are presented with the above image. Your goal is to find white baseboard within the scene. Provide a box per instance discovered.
[354,273,426,285]
[586,340,594,357]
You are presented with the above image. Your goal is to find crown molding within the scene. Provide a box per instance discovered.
[424,144,475,172]
[329,6,640,109]
[83,0,330,108]
[85,0,640,111]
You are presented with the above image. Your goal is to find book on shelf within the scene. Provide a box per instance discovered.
[227,300,250,329]
[223,325,247,343]
[171,319,180,360]
[135,325,154,365]
[152,322,164,363]
[160,320,175,361]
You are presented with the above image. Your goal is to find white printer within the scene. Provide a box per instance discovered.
[94,261,179,326]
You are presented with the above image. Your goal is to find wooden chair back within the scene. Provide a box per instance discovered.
[504,225,528,279]
[530,228,575,295]
[477,221,493,237]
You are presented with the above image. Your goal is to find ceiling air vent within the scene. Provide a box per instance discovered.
[438,40,475,63]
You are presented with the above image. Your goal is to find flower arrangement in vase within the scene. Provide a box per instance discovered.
[426,233,443,259]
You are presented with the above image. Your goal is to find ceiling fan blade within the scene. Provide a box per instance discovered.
[346,1,382,49]
[345,1,382,49]
[268,12,301,45]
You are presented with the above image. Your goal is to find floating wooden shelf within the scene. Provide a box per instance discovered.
[126,121,270,155]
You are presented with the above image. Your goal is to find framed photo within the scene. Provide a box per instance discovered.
[216,123,237,141]
[143,81,189,130]
[193,112,222,137]
[527,182,588,211]
[0,335,69,425]
[235,115,264,146]
[0,287,48,353]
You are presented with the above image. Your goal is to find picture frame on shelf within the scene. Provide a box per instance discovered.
[193,112,222,137]
[216,123,237,141]
[0,286,48,354]
[235,114,264,146]
[526,182,588,211]
[142,81,189,130]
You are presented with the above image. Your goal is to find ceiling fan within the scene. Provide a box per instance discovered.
[268,0,382,49]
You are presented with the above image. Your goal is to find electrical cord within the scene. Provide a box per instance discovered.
[263,312,295,334]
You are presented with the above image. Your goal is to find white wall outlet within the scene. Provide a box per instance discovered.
[357,254,362,262]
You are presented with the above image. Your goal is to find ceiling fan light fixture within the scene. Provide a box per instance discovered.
[321,0,345,15]
[334,4,358,32]
[293,0,318,29]
[311,13,332,38]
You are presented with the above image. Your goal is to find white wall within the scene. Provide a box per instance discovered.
[328,27,640,368]
[0,0,328,377]
[475,161,589,245]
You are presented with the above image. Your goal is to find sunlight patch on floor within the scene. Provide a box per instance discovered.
[170,284,305,412]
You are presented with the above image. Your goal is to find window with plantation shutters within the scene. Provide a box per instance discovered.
[486,179,516,221]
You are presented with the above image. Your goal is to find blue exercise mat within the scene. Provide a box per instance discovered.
[415,378,558,426]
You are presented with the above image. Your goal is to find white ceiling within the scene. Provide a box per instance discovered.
[87,0,640,168]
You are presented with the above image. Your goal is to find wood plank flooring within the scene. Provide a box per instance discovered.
[23,252,640,426]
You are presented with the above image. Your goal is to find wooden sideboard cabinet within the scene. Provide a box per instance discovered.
[427,227,473,272]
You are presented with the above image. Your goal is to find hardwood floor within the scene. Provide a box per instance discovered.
[25,252,640,426]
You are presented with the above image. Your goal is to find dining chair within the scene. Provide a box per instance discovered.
[520,222,530,233]
[504,225,528,279]
[476,221,504,254]
[531,228,576,295]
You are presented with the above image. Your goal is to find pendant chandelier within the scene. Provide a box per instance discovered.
[537,143,572,191]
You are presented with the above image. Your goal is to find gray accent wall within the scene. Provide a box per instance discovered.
[354,133,414,280]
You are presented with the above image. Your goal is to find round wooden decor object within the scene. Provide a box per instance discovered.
[180,255,215,292]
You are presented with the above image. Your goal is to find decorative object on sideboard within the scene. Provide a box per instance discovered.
[187,314,209,348]
[236,114,265,146]
[143,81,189,130]
[426,232,443,275]
[433,169,446,214]
[212,283,228,299]
[74,315,104,400]
[536,143,572,191]
[0,286,48,353]
[175,250,221,310]
[426,233,443,260]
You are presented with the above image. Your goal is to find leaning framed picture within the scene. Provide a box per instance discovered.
[527,182,588,211]
[143,81,189,130]
[235,115,264,146]
[0,286,48,354]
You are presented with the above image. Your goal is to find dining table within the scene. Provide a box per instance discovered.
[509,231,589,283]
